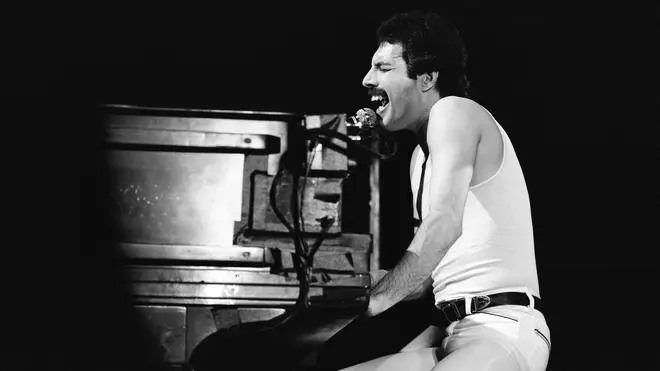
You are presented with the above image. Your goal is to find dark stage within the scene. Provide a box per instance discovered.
[4,3,657,370]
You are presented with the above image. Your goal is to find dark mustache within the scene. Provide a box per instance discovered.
[368,88,387,97]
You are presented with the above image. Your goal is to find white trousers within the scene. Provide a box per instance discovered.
[340,304,551,371]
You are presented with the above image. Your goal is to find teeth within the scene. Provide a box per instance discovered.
[371,96,382,102]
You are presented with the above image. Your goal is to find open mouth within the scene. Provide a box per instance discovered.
[370,91,390,114]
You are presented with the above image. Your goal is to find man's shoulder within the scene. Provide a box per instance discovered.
[428,96,487,140]
[430,96,488,122]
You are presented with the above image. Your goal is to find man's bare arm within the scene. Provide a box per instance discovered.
[403,276,433,301]
[370,270,432,302]
[366,213,462,314]
[366,97,480,316]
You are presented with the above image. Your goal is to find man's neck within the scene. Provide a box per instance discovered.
[413,96,441,157]
[399,89,443,156]
[415,120,429,157]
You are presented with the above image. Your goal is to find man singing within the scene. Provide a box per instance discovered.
[339,10,551,371]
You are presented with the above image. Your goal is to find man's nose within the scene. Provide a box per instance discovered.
[362,68,376,88]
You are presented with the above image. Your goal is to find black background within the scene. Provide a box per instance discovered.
[3,2,657,370]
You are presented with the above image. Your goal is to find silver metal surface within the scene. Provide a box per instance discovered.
[102,104,300,118]
[237,308,287,323]
[131,283,324,302]
[102,104,296,248]
[104,114,289,149]
[126,265,368,307]
[185,307,217,362]
[106,151,244,247]
[125,265,369,287]
[118,243,266,263]
[133,293,368,307]
[133,305,187,364]
[103,108,291,175]
[106,127,278,153]
[133,297,299,306]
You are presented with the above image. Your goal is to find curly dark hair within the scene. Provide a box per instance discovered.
[376,10,471,98]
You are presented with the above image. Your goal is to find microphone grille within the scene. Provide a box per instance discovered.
[357,108,379,128]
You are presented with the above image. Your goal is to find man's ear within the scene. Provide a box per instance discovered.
[419,71,438,92]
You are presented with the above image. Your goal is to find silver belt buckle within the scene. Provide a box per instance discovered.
[440,301,462,322]
[470,295,491,312]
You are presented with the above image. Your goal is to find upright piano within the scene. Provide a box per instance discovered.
[99,104,377,370]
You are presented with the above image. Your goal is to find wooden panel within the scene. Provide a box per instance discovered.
[250,171,343,234]
[266,249,369,274]
[243,233,371,274]
[244,233,371,252]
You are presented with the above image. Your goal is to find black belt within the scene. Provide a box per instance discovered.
[432,292,543,325]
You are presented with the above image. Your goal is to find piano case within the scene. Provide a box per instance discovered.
[100,106,371,370]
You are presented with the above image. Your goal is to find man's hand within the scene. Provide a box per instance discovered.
[365,270,433,317]
[365,295,388,317]
[369,269,388,286]
[365,269,389,317]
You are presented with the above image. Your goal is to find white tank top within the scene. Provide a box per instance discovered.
[410,112,541,305]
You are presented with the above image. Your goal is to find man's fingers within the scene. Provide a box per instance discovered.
[369,269,388,285]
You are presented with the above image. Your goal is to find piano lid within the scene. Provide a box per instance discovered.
[99,103,304,122]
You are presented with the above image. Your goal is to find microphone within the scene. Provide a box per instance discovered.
[356,108,380,128]
[346,108,381,133]
[344,107,398,160]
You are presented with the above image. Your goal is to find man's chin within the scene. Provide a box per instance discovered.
[381,117,400,132]
[383,124,397,132]
[379,112,393,129]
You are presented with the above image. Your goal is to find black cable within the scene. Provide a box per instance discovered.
[240,116,391,332]
[307,126,397,160]
[269,167,296,236]
[290,167,311,309]
[210,116,387,345]
[314,134,396,161]
[234,167,309,332]
[301,137,318,235]
[307,216,334,267]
